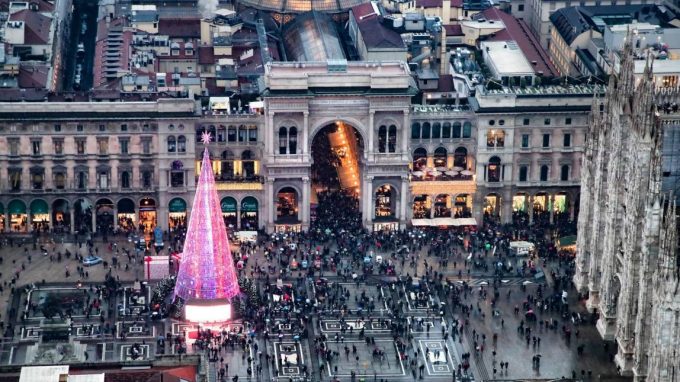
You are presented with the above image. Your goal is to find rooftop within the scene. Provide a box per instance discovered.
[238,0,369,14]
[158,18,201,38]
[482,40,534,75]
[351,3,405,50]
[550,5,679,45]
[9,9,52,45]
[478,8,559,77]
[282,11,346,61]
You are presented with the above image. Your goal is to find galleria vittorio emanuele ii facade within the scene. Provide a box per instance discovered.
[574,40,680,381]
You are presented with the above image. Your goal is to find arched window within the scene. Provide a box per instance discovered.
[378,126,387,153]
[454,147,467,168]
[560,164,570,181]
[196,126,205,142]
[411,122,421,139]
[208,125,216,138]
[238,125,247,142]
[278,127,288,154]
[289,127,298,154]
[452,122,462,138]
[228,126,237,142]
[488,156,501,182]
[177,136,186,152]
[540,165,550,181]
[434,147,447,168]
[442,122,451,138]
[167,136,176,152]
[432,122,441,139]
[388,125,397,153]
[121,171,130,189]
[217,125,226,142]
[422,122,431,139]
[413,148,427,171]
[462,122,472,138]
[487,130,505,147]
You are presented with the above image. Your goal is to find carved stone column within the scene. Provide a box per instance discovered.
[302,112,309,155]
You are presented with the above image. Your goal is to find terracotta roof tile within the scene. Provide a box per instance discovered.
[444,24,463,36]
[9,9,52,45]
[158,18,201,38]
[18,64,49,88]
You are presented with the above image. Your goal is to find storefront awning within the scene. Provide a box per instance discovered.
[411,217,477,227]
[558,235,577,248]
[169,198,187,213]
[8,200,26,214]
[241,197,258,212]
[30,199,49,215]
[221,197,237,213]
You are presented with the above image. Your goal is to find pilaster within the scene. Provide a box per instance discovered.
[302,177,310,230]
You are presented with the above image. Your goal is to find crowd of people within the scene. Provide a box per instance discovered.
[0,181,600,380]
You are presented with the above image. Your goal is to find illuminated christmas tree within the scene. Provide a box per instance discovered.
[174,132,240,302]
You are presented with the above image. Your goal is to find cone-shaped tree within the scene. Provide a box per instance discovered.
[174,132,240,301]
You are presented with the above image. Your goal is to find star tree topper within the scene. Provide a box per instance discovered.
[201,131,212,145]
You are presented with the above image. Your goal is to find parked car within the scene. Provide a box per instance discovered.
[82,256,103,266]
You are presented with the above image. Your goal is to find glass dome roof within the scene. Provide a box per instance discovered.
[238,0,368,13]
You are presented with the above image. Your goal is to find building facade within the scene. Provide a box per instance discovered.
[0,99,198,236]
[573,43,680,380]
[0,61,606,235]
[472,84,597,225]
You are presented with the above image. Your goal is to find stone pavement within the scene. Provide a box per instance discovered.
[0,231,626,382]
[0,234,146,321]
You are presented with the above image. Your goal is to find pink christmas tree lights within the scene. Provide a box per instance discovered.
[174,132,240,301]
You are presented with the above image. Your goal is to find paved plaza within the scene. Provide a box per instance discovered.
[0,228,626,381]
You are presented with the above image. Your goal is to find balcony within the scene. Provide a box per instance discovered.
[410,168,474,182]
[200,175,265,191]
[410,169,476,195]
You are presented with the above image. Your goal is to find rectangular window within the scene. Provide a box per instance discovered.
[565,117,572,125]
[523,118,530,126]
[561,165,570,181]
[76,139,86,155]
[54,173,66,189]
[54,124,61,132]
[9,139,19,156]
[121,124,128,131]
[542,134,550,148]
[99,124,106,132]
[98,138,109,155]
[9,169,22,191]
[519,166,528,182]
[238,128,247,142]
[228,127,237,142]
[171,171,185,187]
[77,124,84,132]
[142,139,151,154]
[53,139,64,155]
[521,134,530,148]
[563,133,572,147]
[544,118,551,125]
[119,138,129,154]
[31,140,41,155]
[518,4,524,11]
